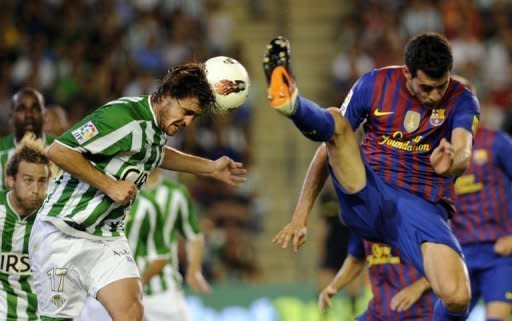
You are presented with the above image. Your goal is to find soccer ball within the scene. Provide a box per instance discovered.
[205,56,250,113]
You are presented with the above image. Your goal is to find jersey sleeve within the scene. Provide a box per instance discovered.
[347,232,365,260]
[340,70,375,130]
[55,103,134,156]
[175,186,202,241]
[452,93,480,136]
[493,131,512,180]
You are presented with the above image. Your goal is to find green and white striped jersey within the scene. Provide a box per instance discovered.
[0,135,54,191]
[0,191,39,321]
[125,191,169,295]
[143,179,201,294]
[38,96,167,239]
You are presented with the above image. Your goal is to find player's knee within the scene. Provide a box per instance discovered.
[440,286,471,312]
[326,108,351,137]
[113,298,144,321]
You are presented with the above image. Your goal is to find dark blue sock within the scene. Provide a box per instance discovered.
[486,319,501,321]
[290,95,335,142]
[434,299,469,321]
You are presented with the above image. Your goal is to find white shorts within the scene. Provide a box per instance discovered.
[143,289,190,321]
[28,218,140,318]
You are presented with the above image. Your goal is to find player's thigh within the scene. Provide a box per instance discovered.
[479,255,512,319]
[422,242,470,300]
[325,109,366,194]
[97,277,143,321]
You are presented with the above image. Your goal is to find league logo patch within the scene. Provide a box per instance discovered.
[472,149,488,165]
[430,108,446,127]
[404,111,420,133]
[71,121,99,145]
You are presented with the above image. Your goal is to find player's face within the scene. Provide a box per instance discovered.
[7,160,50,215]
[12,93,45,140]
[406,69,450,109]
[157,96,202,136]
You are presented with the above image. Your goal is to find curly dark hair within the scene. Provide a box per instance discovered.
[405,32,453,79]
[152,63,217,113]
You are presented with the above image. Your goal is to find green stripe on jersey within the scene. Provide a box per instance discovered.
[144,179,201,293]
[125,192,169,296]
[0,191,39,320]
[38,96,167,239]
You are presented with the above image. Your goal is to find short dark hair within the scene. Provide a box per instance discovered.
[6,133,50,178]
[11,87,45,111]
[405,32,453,79]
[152,63,217,113]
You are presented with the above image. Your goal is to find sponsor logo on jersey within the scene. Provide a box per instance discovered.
[472,149,488,165]
[454,174,483,195]
[373,108,394,117]
[429,108,446,127]
[120,166,149,188]
[367,244,400,267]
[72,121,99,145]
[0,252,31,275]
[378,131,431,152]
[404,111,420,132]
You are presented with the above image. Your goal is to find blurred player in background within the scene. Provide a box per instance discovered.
[450,76,512,321]
[267,32,479,321]
[43,104,70,137]
[0,134,51,320]
[142,169,210,321]
[28,63,246,321]
[0,88,53,190]
[317,182,366,318]
[319,234,436,321]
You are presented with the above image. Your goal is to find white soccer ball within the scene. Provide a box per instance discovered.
[205,56,250,113]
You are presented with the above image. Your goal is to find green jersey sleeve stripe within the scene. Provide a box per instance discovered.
[84,121,143,155]
[53,139,87,153]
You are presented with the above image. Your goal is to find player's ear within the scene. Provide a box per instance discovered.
[402,66,412,81]
[6,175,15,190]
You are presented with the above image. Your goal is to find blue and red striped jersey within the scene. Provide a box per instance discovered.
[452,128,512,244]
[341,67,480,205]
[348,234,435,321]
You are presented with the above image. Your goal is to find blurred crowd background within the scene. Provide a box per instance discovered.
[1,0,511,319]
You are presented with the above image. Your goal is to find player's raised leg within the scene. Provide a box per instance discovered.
[422,243,471,321]
[96,278,143,321]
[263,36,366,193]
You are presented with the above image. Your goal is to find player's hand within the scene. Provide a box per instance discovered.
[390,284,423,312]
[186,270,211,294]
[318,285,337,312]
[272,220,307,252]
[209,156,247,186]
[430,138,454,176]
[494,235,512,256]
[106,180,137,205]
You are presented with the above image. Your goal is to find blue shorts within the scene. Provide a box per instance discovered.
[329,164,463,276]
[463,242,512,309]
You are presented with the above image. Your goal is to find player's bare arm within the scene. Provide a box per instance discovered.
[47,142,137,205]
[430,128,472,177]
[140,259,168,286]
[390,277,431,312]
[272,144,329,251]
[160,146,246,186]
[186,236,211,293]
[318,255,365,311]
